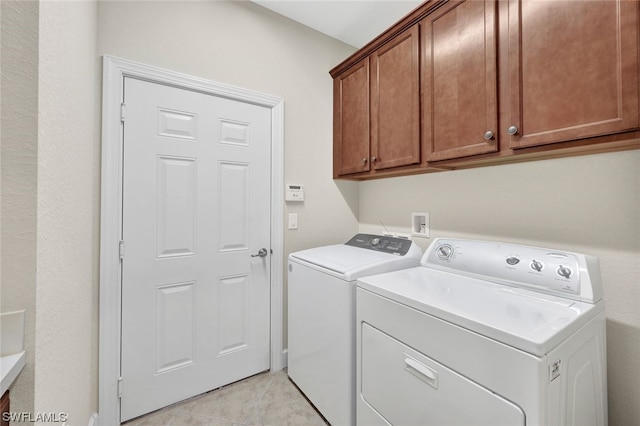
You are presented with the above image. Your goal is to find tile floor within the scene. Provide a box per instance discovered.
[123,370,328,426]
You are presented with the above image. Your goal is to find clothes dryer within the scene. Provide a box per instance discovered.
[288,234,422,426]
[357,238,607,426]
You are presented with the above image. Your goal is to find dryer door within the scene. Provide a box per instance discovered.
[360,323,525,426]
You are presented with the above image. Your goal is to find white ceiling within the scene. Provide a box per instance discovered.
[251,0,423,48]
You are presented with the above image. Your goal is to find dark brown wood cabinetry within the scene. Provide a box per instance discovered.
[333,26,420,178]
[371,26,420,171]
[1,391,9,426]
[333,58,371,176]
[421,0,498,161]
[506,0,639,149]
[330,0,640,180]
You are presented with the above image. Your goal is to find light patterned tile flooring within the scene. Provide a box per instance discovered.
[123,370,329,426]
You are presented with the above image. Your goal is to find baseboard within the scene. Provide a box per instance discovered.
[282,348,288,368]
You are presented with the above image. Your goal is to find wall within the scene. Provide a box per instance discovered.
[34,0,99,424]
[97,0,359,347]
[0,0,38,417]
[359,150,640,426]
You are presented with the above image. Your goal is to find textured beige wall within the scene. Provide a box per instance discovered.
[97,0,359,347]
[34,0,99,424]
[0,0,38,418]
[359,150,640,426]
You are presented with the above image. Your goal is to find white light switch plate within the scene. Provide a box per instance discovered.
[288,213,298,230]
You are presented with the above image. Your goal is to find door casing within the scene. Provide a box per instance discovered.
[98,55,284,425]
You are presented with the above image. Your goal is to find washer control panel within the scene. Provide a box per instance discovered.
[346,234,413,256]
[424,238,602,303]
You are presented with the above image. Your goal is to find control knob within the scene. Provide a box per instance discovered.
[436,244,454,259]
[530,260,544,272]
[557,265,572,279]
[506,256,520,266]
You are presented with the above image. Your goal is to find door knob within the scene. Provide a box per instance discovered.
[251,248,268,258]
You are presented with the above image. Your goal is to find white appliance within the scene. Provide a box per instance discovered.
[288,234,422,426]
[357,238,607,426]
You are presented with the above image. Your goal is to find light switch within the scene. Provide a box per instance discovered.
[288,213,298,230]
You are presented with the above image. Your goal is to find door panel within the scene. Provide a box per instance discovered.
[218,161,250,252]
[156,156,197,257]
[334,59,371,176]
[508,0,639,148]
[155,282,195,373]
[371,25,420,170]
[120,77,271,421]
[422,0,498,161]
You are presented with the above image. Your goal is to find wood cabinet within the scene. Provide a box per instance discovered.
[1,391,9,426]
[421,0,498,162]
[371,26,420,171]
[330,0,640,180]
[507,0,639,149]
[332,26,420,178]
[333,58,370,176]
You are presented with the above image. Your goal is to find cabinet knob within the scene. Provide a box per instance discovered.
[371,156,378,162]
[483,131,494,140]
[507,125,519,136]
[361,158,368,165]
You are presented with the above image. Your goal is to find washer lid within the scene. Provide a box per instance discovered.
[290,244,420,280]
[357,267,603,357]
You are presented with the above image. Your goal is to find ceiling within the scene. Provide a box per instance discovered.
[251,0,423,48]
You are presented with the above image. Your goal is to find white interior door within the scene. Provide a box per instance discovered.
[120,77,271,421]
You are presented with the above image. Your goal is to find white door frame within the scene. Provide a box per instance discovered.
[98,56,284,425]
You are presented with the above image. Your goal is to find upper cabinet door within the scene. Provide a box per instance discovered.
[334,58,371,177]
[370,26,421,170]
[508,0,640,149]
[422,0,499,162]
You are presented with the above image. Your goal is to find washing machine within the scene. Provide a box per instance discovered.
[288,234,422,426]
[356,238,607,426]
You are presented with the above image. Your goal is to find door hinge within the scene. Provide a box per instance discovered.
[117,376,123,398]
[120,102,126,122]
[119,240,125,259]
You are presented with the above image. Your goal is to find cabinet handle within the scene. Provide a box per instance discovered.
[507,125,519,135]
[371,156,378,162]
[483,131,494,140]
[361,158,368,165]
